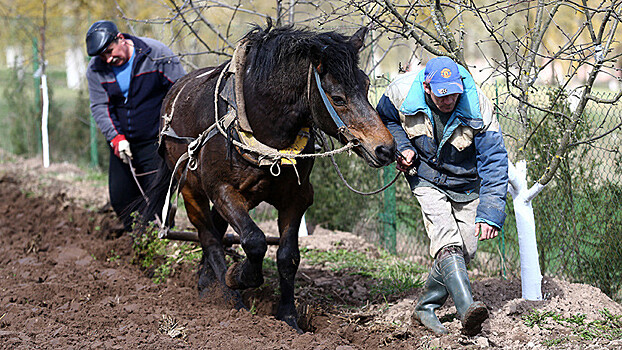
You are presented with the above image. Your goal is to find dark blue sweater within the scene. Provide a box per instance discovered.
[87,34,186,142]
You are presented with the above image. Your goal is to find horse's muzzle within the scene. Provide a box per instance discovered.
[373,143,396,167]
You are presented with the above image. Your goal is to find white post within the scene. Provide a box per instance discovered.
[508,160,543,300]
[298,214,308,237]
[41,73,50,168]
[65,48,86,90]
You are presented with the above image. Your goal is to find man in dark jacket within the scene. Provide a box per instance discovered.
[377,56,508,336]
[86,20,186,230]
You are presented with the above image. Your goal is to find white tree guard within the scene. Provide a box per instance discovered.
[298,214,308,237]
[508,160,543,300]
[40,74,50,168]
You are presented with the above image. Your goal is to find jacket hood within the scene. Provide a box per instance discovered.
[400,64,484,130]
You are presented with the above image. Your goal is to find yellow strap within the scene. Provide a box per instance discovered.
[237,127,310,165]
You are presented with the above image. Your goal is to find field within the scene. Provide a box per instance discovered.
[1,151,621,349]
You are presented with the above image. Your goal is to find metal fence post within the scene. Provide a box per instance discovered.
[495,79,507,272]
[381,166,397,253]
[90,115,98,167]
[33,37,42,154]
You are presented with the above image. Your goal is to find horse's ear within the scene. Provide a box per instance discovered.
[316,62,323,74]
[311,45,327,74]
[349,27,368,52]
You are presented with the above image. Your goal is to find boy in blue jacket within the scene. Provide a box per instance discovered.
[377,57,508,336]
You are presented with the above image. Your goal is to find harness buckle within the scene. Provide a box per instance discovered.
[338,126,358,145]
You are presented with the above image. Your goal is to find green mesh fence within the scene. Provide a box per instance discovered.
[485,83,622,302]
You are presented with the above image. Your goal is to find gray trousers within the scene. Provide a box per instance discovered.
[413,186,479,264]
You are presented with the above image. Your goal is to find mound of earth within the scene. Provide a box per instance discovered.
[0,151,620,349]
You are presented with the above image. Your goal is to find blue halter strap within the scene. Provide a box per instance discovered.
[312,67,357,143]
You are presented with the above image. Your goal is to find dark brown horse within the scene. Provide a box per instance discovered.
[148,25,395,332]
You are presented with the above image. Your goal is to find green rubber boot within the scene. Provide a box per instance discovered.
[412,259,449,335]
[438,246,488,336]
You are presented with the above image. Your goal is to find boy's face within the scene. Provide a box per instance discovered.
[424,82,460,113]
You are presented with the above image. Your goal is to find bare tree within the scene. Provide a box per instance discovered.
[117,0,343,69]
[338,0,622,298]
[341,0,622,188]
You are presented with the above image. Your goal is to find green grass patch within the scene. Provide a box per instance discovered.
[301,247,426,297]
[144,242,427,299]
[250,205,278,222]
[106,249,120,263]
[79,167,108,184]
[130,222,201,284]
[523,308,622,345]
[262,256,277,274]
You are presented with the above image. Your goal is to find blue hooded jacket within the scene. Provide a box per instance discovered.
[376,65,508,228]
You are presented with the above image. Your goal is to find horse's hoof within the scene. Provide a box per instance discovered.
[224,289,248,311]
[225,261,264,289]
[234,299,248,311]
[197,264,219,296]
[225,261,244,289]
[280,316,303,334]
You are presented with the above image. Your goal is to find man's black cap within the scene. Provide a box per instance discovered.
[85,20,119,57]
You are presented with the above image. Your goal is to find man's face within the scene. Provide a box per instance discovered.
[424,83,460,113]
[99,35,131,67]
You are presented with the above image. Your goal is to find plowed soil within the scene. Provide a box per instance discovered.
[1,153,621,349]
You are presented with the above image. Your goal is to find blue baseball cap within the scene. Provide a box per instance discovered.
[424,56,464,97]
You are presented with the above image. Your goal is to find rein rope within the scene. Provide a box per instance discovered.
[317,131,401,196]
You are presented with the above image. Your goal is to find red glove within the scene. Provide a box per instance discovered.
[110,134,132,163]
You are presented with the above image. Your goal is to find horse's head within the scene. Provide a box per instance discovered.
[241,25,395,167]
[308,27,395,168]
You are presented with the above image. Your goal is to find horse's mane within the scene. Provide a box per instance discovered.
[242,25,360,89]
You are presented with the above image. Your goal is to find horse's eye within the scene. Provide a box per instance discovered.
[331,95,346,107]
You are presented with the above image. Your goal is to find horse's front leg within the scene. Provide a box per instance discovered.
[213,186,267,290]
[180,186,245,309]
[274,183,313,333]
